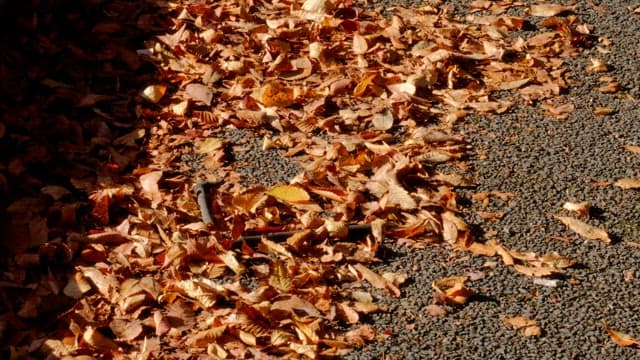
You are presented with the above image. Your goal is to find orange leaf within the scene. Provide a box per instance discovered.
[603,322,640,348]
[614,178,640,189]
[353,73,377,97]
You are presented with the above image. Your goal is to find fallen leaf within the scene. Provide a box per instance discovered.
[185,83,214,106]
[432,276,474,305]
[353,34,368,55]
[562,201,590,217]
[614,178,640,189]
[352,264,401,297]
[625,145,640,155]
[603,322,640,348]
[587,58,608,73]
[503,316,542,337]
[530,4,575,17]
[140,171,163,208]
[83,327,119,350]
[265,185,311,204]
[371,109,394,131]
[554,216,611,244]
[141,85,167,103]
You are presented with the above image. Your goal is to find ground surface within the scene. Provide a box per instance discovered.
[1,0,639,359]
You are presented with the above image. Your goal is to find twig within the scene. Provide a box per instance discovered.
[238,223,372,245]
[192,180,214,225]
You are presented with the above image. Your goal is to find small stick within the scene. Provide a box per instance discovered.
[192,180,214,225]
[238,223,372,245]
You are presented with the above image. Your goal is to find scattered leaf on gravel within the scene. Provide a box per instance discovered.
[503,316,542,337]
[614,178,640,189]
[562,201,591,217]
[432,276,475,305]
[625,145,640,155]
[554,216,611,244]
[603,322,640,348]
[530,4,575,17]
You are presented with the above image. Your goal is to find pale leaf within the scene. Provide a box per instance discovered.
[353,264,401,297]
[530,4,575,17]
[140,171,163,208]
[371,109,394,131]
[185,83,213,106]
[352,34,368,55]
[554,216,611,244]
[562,201,591,217]
[83,327,118,350]
[614,178,640,189]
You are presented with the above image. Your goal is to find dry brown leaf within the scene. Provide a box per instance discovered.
[513,264,558,277]
[603,322,640,348]
[530,4,575,17]
[432,276,474,305]
[352,264,401,297]
[83,327,119,350]
[140,170,163,208]
[625,145,640,155]
[587,58,608,73]
[554,216,611,244]
[503,316,542,337]
[185,83,213,106]
[614,178,640,189]
[562,201,591,217]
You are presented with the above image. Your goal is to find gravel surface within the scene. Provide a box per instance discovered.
[339,1,640,359]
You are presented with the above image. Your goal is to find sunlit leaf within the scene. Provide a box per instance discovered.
[603,322,640,348]
[265,185,311,204]
[185,83,213,106]
[554,216,611,244]
[614,178,640,189]
[562,201,591,217]
[141,85,167,103]
[530,4,575,17]
[140,171,163,208]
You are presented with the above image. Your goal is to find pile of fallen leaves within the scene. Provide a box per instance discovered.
[2,0,620,358]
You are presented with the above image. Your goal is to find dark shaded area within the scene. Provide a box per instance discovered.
[0,0,170,353]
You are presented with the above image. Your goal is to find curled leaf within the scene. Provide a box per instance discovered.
[603,322,640,348]
[562,201,590,217]
[554,215,611,244]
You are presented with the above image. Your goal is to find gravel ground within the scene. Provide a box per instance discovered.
[338,1,640,359]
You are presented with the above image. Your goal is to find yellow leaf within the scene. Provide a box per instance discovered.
[141,85,166,103]
[265,185,310,204]
[196,138,225,154]
[554,216,611,244]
